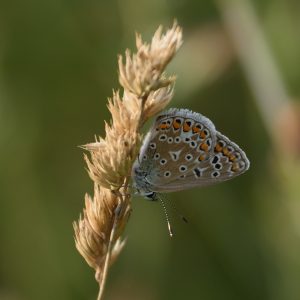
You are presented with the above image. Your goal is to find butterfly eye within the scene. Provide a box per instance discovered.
[134,168,142,175]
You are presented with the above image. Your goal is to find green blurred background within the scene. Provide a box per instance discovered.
[1,0,300,299]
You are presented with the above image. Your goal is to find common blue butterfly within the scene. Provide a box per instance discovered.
[132,108,250,200]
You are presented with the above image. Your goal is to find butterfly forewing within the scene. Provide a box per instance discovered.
[137,109,216,189]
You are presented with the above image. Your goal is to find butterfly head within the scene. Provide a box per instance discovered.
[132,162,158,201]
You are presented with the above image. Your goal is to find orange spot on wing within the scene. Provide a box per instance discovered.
[192,126,201,134]
[198,154,205,161]
[222,147,229,156]
[229,154,236,162]
[173,119,181,130]
[183,121,191,132]
[200,143,209,152]
[200,130,207,139]
[159,123,170,130]
[231,163,239,172]
[215,144,223,152]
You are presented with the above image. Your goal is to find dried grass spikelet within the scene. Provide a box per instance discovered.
[73,186,129,281]
[118,21,182,98]
[73,21,182,300]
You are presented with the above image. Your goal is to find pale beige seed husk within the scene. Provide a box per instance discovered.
[74,186,130,280]
[118,22,182,97]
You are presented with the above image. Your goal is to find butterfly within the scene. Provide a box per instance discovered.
[132,108,250,201]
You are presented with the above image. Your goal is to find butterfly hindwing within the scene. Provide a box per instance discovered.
[151,131,249,192]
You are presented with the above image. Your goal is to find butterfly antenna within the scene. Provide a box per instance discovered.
[157,195,173,237]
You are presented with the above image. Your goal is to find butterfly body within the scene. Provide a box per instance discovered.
[132,108,250,200]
